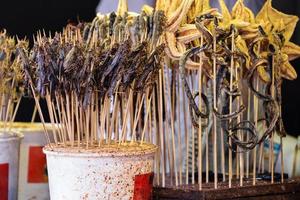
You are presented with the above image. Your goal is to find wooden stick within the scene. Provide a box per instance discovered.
[246,89,251,178]
[66,93,73,146]
[99,96,108,146]
[228,29,234,188]
[75,95,80,147]
[8,97,21,130]
[152,89,160,186]
[71,92,75,145]
[198,55,203,190]
[213,26,218,189]
[30,84,52,148]
[0,94,4,122]
[109,92,119,142]
[253,77,259,185]
[190,74,195,185]
[89,95,95,145]
[220,128,225,182]
[105,95,111,144]
[60,96,71,142]
[165,69,178,186]
[145,88,151,143]
[85,100,90,149]
[140,94,153,143]
[52,101,63,144]
[120,89,133,144]
[160,66,175,186]
[184,97,189,185]
[45,92,58,144]
[177,75,183,185]
[31,104,38,123]
[131,94,145,143]
[95,93,99,143]
[55,95,66,144]
[270,55,275,184]
[235,66,244,187]
[3,79,15,131]
[114,96,120,143]
[158,69,166,187]
[3,95,13,132]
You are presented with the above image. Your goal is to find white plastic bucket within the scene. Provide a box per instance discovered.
[9,122,52,200]
[0,132,22,200]
[44,142,157,200]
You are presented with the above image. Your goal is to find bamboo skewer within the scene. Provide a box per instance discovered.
[246,89,251,178]
[177,76,183,185]
[270,55,275,184]
[190,74,195,185]
[198,43,203,189]
[31,104,38,123]
[109,92,119,142]
[220,128,225,182]
[75,96,80,147]
[228,29,234,188]
[99,97,109,146]
[140,94,153,143]
[212,25,218,189]
[8,97,21,131]
[185,98,189,184]
[201,76,209,184]
[165,69,178,186]
[235,66,244,187]
[152,89,160,186]
[45,92,58,144]
[158,69,166,187]
[120,89,133,144]
[30,84,52,148]
[253,77,259,185]
[131,94,145,143]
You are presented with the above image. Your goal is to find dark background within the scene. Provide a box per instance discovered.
[0,0,299,136]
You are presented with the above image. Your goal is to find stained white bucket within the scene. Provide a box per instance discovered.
[9,122,52,200]
[44,142,157,200]
[0,132,22,200]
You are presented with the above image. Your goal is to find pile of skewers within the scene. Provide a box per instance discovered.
[159,0,300,189]
[0,30,27,132]
[10,0,300,190]
[18,6,166,148]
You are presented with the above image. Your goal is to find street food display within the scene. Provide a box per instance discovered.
[1,0,300,199]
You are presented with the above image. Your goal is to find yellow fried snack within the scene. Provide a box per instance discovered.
[256,0,298,42]
[116,0,128,16]
[255,0,300,80]
[232,0,255,23]
[141,5,154,16]
[282,41,300,61]
[218,0,231,22]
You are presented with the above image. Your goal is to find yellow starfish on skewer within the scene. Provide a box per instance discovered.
[255,0,300,80]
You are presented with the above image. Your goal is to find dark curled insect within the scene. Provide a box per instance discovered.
[121,41,148,90]
[226,120,258,152]
[246,58,272,101]
[189,91,209,128]
[134,44,165,92]
[179,45,210,128]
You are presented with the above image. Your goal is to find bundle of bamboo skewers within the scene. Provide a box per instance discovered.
[18,8,166,148]
[0,30,27,133]
[158,0,300,189]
